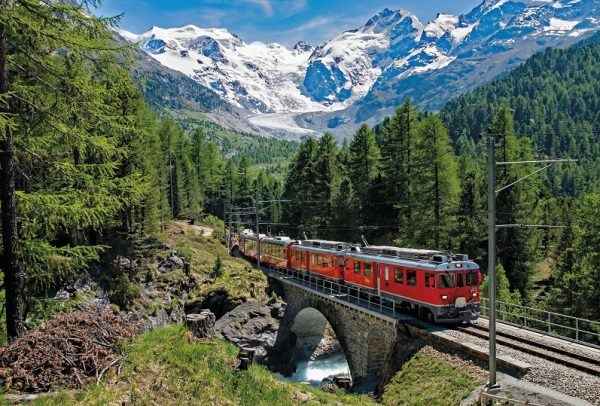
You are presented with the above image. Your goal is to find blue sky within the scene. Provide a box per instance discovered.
[97,0,483,47]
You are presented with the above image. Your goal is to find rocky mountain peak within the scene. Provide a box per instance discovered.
[293,41,313,53]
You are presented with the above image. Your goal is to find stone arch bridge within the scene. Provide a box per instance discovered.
[266,270,425,387]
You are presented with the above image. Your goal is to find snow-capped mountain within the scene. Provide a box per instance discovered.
[121,0,600,137]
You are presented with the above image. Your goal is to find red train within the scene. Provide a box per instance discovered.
[239,231,481,323]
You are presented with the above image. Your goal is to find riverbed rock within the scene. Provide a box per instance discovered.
[214,300,286,363]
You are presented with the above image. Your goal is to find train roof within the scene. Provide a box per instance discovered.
[240,230,265,240]
[362,246,443,257]
[300,239,349,249]
[262,236,292,246]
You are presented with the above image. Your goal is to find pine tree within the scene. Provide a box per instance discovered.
[314,133,339,238]
[381,99,419,243]
[331,177,360,242]
[455,135,486,260]
[348,124,381,225]
[282,138,318,238]
[492,106,542,296]
[0,0,149,337]
[411,115,459,249]
[481,263,522,305]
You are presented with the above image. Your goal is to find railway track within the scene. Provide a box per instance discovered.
[456,324,600,376]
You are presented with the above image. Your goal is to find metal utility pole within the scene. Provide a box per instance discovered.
[487,135,499,390]
[223,198,227,246]
[255,187,261,270]
[228,182,233,254]
[486,132,577,393]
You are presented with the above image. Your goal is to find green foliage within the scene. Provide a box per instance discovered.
[281,102,462,249]
[381,99,420,244]
[348,124,382,226]
[410,114,459,248]
[550,191,600,320]
[441,39,600,196]
[0,0,165,335]
[491,107,543,296]
[109,274,141,310]
[480,263,522,305]
[212,255,224,279]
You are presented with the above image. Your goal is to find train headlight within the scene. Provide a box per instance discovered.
[472,292,478,297]
[441,295,448,300]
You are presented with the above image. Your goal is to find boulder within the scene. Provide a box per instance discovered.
[170,255,184,269]
[214,300,286,364]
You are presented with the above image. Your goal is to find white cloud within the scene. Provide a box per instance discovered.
[288,16,335,33]
[242,0,273,16]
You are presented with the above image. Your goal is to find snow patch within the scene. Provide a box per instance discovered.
[451,23,477,43]
[543,17,580,31]
[424,13,459,38]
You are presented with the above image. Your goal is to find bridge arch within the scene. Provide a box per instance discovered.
[274,293,363,381]
[269,281,406,387]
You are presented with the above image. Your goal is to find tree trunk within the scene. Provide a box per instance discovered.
[0,5,26,339]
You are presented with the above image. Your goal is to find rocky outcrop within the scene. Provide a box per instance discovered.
[185,289,245,319]
[214,300,286,364]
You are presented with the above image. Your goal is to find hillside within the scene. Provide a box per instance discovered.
[441,32,600,195]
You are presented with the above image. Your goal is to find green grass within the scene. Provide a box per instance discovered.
[31,324,375,406]
[382,348,484,406]
[164,221,270,306]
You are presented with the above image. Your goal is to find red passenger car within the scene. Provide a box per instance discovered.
[260,236,292,270]
[358,246,481,322]
[288,240,348,281]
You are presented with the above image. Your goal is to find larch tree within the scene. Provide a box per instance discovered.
[0,0,155,338]
[492,106,542,297]
[348,124,381,225]
[411,115,459,249]
[381,99,419,243]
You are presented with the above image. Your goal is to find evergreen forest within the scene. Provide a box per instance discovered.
[1,0,599,348]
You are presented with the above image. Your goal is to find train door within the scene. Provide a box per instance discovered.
[376,263,381,296]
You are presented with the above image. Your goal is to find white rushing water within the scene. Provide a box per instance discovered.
[285,352,350,385]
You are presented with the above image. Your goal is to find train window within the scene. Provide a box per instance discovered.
[438,273,455,288]
[384,266,389,281]
[425,273,435,288]
[323,256,329,268]
[301,252,305,262]
[456,272,464,287]
[407,270,417,286]
[317,255,322,265]
[394,268,403,284]
[339,257,344,268]
[364,262,372,277]
[354,260,360,274]
[311,254,315,265]
[295,251,299,261]
[466,271,478,286]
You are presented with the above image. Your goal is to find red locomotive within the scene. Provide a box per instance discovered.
[238,230,481,323]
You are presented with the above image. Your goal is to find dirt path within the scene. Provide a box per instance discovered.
[173,220,214,237]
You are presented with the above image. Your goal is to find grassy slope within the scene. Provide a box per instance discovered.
[163,220,270,306]
[382,346,484,406]
[33,325,375,406]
